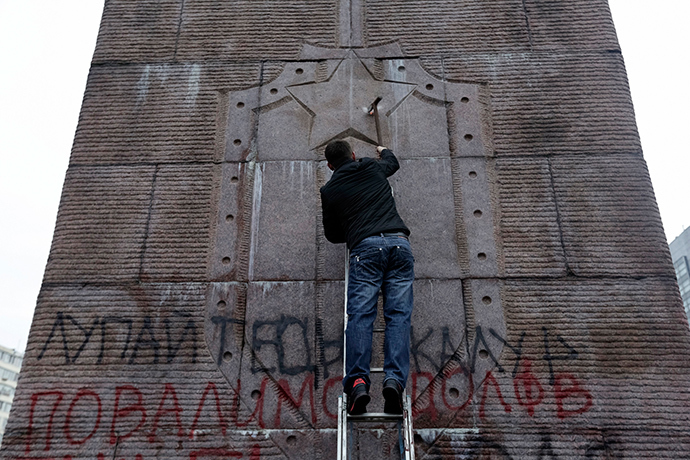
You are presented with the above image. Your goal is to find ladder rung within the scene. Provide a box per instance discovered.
[347,412,403,422]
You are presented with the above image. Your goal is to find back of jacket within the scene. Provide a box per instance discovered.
[320,149,410,249]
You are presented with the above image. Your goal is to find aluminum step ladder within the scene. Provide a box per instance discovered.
[337,251,415,460]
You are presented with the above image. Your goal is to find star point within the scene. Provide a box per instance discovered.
[287,57,416,149]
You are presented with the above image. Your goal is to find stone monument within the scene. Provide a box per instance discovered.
[2,1,689,459]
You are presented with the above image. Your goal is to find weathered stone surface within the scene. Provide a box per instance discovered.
[248,161,318,281]
[141,164,215,282]
[6,0,689,459]
[176,0,337,60]
[390,158,463,279]
[552,154,673,276]
[72,63,262,165]
[496,156,568,276]
[43,166,155,283]
[366,0,531,54]
[441,52,640,156]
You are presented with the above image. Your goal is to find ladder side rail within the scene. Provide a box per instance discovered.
[337,395,344,459]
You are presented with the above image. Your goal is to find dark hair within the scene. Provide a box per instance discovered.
[325,140,352,169]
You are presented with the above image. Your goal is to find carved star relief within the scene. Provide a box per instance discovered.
[287,54,416,149]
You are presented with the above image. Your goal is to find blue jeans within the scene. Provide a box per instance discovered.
[344,235,414,392]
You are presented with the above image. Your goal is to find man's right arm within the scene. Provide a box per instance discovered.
[376,146,400,177]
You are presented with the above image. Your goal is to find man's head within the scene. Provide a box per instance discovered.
[325,140,355,171]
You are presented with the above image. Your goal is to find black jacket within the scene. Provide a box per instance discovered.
[320,149,410,249]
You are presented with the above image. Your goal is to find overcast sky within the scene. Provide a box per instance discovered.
[0,1,688,352]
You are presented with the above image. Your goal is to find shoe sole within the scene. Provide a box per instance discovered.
[348,393,370,415]
[382,387,403,415]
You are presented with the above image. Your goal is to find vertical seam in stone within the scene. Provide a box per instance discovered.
[521,0,534,51]
[460,278,478,427]
[443,58,471,277]
[547,157,572,275]
[235,283,248,373]
[205,164,223,279]
[173,0,186,61]
[238,63,266,282]
[314,164,327,392]
[448,136,470,278]
[138,165,159,281]
[214,90,230,163]
[236,165,255,283]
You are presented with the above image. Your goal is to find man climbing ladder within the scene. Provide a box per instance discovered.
[320,139,414,415]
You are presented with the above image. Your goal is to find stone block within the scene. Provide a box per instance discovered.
[366,0,530,54]
[389,158,463,279]
[496,156,567,276]
[552,154,673,276]
[239,281,322,429]
[72,63,261,165]
[248,161,317,281]
[442,53,640,156]
[176,0,337,60]
[499,278,690,427]
[44,166,155,283]
[524,0,619,51]
[208,163,246,281]
[92,0,180,63]
[141,164,215,282]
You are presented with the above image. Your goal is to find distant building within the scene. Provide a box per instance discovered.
[670,227,690,322]
[0,345,22,446]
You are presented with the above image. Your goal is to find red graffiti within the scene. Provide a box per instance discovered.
[148,383,185,442]
[479,371,511,418]
[110,385,147,444]
[26,390,63,453]
[275,374,316,427]
[513,359,544,416]
[231,378,267,428]
[411,372,436,419]
[440,366,473,411]
[554,373,593,419]
[64,389,102,445]
[321,377,341,420]
[20,367,594,458]
[189,448,242,459]
[189,382,227,437]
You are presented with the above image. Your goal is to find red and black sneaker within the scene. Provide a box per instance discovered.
[382,379,403,415]
[347,378,370,415]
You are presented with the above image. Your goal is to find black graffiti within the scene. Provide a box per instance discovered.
[210,315,245,367]
[466,326,579,383]
[251,315,314,376]
[37,311,198,365]
[418,431,619,459]
[321,336,343,379]
[542,326,578,385]
[410,325,458,373]
[469,326,504,373]
[490,328,526,377]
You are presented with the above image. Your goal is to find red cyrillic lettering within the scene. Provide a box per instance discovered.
[554,373,593,419]
[110,385,147,444]
[275,374,316,427]
[478,371,511,419]
[64,388,102,445]
[189,382,227,438]
[148,383,185,442]
[26,390,64,453]
[512,359,544,416]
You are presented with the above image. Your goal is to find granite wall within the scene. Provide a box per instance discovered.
[3,0,690,459]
